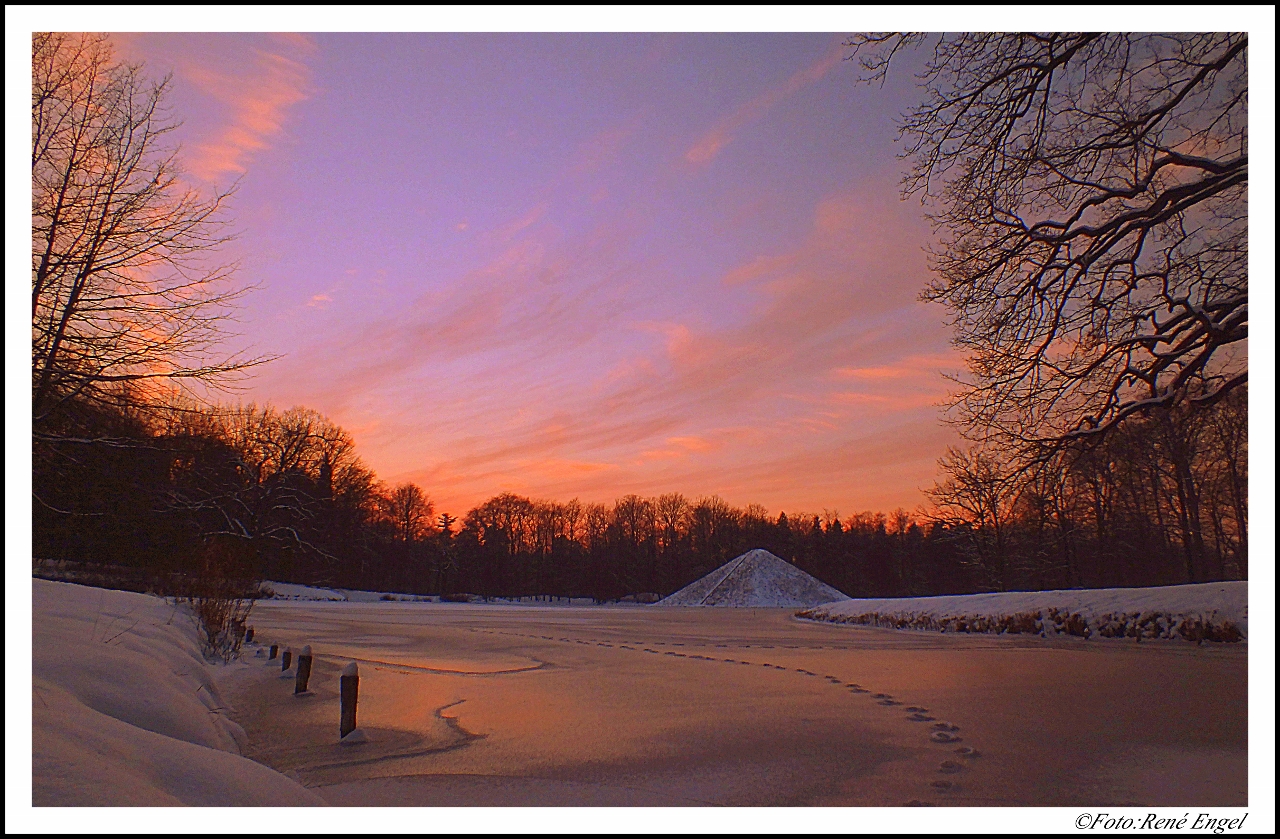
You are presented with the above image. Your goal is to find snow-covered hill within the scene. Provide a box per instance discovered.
[659,549,848,607]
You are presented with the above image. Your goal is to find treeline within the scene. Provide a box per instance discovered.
[36,400,414,590]
[34,388,1246,600]
[925,388,1247,593]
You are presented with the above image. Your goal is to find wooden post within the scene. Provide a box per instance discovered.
[295,645,313,694]
[340,661,359,738]
[246,626,255,643]
[281,646,292,671]
[269,643,278,660]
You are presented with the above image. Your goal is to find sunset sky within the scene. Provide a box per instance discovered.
[113,31,965,518]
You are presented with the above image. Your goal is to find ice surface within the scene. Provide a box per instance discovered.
[32,579,323,806]
[233,599,1246,806]
[659,549,848,607]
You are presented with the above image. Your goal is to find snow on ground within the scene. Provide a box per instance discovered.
[32,579,323,805]
[262,583,606,606]
[798,581,1247,642]
[479,596,605,606]
[659,549,848,607]
[260,581,403,602]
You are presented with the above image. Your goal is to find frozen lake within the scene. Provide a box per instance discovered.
[224,601,1248,806]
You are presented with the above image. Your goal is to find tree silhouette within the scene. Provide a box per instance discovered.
[849,33,1247,449]
[32,33,266,438]
[386,483,435,543]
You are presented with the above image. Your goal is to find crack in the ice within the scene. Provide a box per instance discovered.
[296,699,487,774]
[333,655,549,677]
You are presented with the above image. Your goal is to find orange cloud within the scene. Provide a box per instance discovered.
[184,34,316,182]
[636,435,718,463]
[831,353,960,381]
[260,180,952,519]
[686,40,845,166]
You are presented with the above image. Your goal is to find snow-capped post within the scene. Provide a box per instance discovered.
[269,643,278,660]
[245,626,255,643]
[281,646,292,672]
[340,661,359,739]
[295,645,313,694]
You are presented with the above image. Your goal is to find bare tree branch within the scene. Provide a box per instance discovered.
[848,33,1247,449]
[31,33,274,436]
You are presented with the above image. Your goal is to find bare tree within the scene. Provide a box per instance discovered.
[583,502,610,553]
[386,483,435,543]
[1204,387,1247,574]
[654,492,689,553]
[925,447,1019,590]
[849,33,1247,448]
[32,33,265,436]
[161,404,377,570]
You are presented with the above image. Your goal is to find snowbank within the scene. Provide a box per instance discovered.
[660,549,848,607]
[797,582,1247,643]
[261,581,438,603]
[32,579,323,805]
[262,584,605,607]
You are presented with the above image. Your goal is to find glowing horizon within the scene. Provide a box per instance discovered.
[116,33,963,518]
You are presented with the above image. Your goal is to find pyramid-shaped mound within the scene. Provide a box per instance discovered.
[658,549,848,607]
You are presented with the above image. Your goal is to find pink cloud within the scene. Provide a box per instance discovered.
[720,252,796,287]
[573,121,639,176]
[636,435,718,463]
[831,353,961,381]
[492,202,551,241]
[183,34,316,182]
[243,146,947,518]
[327,183,952,516]
[686,40,845,166]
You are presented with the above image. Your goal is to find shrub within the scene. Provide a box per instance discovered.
[180,538,257,662]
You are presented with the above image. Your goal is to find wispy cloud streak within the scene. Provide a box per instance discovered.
[686,40,845,165]
[183,34,316,182]
[313,183,960,515]
[119,33,962,517]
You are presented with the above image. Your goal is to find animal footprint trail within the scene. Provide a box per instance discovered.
[488,625,986,803]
